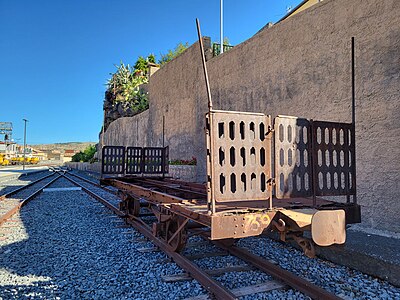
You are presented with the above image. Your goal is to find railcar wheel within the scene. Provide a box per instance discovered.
[165,215,188,252]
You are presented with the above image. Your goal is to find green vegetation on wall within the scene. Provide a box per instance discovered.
[104,43,189,120]
[159,42,189,65]
[71,145,96,163]
[107,62,149,113]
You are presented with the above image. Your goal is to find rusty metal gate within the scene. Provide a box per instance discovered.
[274,116,312,199]
[274,116,356,202]
[206,110,273,203]
[102,146,169,176]
[311,121,355,199]
[102,146,125,175]
[207,110,356,210]
[126,147,143,174]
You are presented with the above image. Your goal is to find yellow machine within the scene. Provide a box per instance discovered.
[9,156,39,165]
[0,154,10,166]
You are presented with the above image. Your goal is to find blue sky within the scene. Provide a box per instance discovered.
[0,0,301,145]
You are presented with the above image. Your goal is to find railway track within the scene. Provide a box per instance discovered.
[0,171,62,226]
[62,171,340,300]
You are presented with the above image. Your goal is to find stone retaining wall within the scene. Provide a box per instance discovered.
[99,0,400,232]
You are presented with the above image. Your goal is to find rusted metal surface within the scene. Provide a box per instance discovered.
[106,179,185,204]
[62,174,125,217]
[126,147,142,174]
[216,242,341,300]
[206,110,273,205]
[143,147,169,174]
[126,217,237,299]
[275,116,312,199]
[102,146,169,176]
[70,172,236,300]
[210,211,276,240]
[0,172,55,201]
[311,121,355,198]
[102,146,125,175]
[67,172,117,195]
[104,176,360,244]
[0,174,62,226]
[132,178,206,200]
[81,170,348,298]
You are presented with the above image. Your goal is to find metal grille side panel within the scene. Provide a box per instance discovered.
[126,147,143,174]
[274,116,312,199]
[102,146,125,175]
[311,121,355,196]
[143,147,166,174]
[208,111,272,202]
[163,146,169,174]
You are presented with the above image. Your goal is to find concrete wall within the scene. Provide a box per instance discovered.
[101,0,400,232]
[102,110,150,147]
[65,162,101,173]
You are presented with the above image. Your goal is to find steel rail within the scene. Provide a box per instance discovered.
[66,171,118,195]
[81,173,343,299]
[133,178,207,198]
[61,174,124,217]
[0,172,55,201]
[62,173,237,300]
[0,173,62,226]
[215,241,341,300]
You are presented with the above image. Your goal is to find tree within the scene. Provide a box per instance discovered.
[134,56,147,74]
[159,42,189,65]
[147,54,156,64]
[71,145,96,162]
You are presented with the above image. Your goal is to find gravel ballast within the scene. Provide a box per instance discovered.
[1,174,399,299]
[0,171,51,196]
[0,177,204,299]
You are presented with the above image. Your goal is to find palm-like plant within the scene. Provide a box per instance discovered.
[106,62,149,113]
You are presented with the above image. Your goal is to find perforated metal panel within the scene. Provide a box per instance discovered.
[102,146,125,175]
[163,146,169,174]
[126,147,143,174]
[102,146,168,176]
[274,116,312,199]
[207,110,272,202]
[143,147,168,174]
[311,121,355,196]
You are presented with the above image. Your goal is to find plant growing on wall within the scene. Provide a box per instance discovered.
[106,62,149,113]
[159,42,189,65]
[169,157,197,165]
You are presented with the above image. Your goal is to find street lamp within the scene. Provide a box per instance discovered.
[22,119,28,171]
[220,0,224,54]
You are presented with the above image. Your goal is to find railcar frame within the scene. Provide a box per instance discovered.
[100,31,361,257]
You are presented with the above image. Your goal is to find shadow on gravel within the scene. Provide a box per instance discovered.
[0,176,203,299]
[0,172,48,196]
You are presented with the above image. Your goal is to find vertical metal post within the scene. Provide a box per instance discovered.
[220,0,224,54]
[102,110,105,147]
[101,111,105,178]
[162,115,165,148]
[196,18,215,214]
[310,120,317,207]
[162,115,166,179]
[351,37,357,204]
[196,18,213,110]
[22,119,28,171]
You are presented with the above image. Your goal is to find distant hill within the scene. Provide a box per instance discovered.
[31,142,96,153]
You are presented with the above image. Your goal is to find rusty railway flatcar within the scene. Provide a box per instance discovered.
[100,31,360,257]
[100,108,360,257]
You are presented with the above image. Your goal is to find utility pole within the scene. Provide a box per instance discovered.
[220,0,224,54]
[22,119,28,171]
